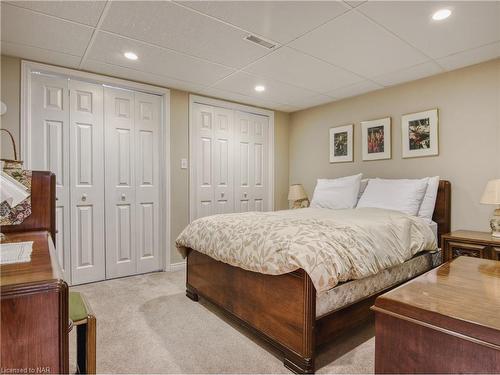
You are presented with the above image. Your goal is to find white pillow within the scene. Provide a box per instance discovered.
[356,178,428,216]
[358,178,369,201]
[310,174,362,209]
[418,176,440,223]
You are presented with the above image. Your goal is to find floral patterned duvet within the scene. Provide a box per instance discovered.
[176,207,437,294]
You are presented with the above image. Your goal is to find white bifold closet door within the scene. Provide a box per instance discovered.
[104,88,161,279]
[69,80,105,284]
[234,111,269,213]
[30,74,71,281]
[29,72,162,285]
[192,103,269,220]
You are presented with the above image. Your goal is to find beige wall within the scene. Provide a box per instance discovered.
[0,55,21,159]
[290,58,500,232]
[0,55,290,264]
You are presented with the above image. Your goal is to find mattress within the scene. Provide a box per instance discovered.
[316,249,442,318]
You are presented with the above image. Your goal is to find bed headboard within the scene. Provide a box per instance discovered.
[432,180,451,245]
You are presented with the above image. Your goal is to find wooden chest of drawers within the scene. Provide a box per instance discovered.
[0,231,69,374]
[441,230,500,262]
[373,256,500,374]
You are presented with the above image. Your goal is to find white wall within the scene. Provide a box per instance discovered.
[290,58,500,232]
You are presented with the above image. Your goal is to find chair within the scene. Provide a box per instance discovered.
[69,292,96,374]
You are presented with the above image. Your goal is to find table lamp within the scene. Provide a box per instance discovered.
[480,179,500,237]
[288,184,309,209]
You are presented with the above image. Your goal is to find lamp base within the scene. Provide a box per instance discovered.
[490,214,500,238]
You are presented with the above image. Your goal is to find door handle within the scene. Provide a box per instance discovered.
[121,194,126,201]
[244,192,247,198]
[221,192,224,198]
[81,193,87,202]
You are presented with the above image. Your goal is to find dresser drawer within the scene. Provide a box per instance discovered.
[447,241,489,259]
[491,247,500,261]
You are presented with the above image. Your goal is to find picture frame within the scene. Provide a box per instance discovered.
[361,117,391,161]
[401,109,439,158]
[329,124,353,163]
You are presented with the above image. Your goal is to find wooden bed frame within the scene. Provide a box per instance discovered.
[185,180,451,374]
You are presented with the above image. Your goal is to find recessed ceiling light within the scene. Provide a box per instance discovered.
[124,52,138,60]
[254,85,266,92]
[432,9,451,21]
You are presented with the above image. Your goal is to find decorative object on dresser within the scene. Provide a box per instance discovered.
[329,124,353,163]
[442,230,500,261]
[372,256,500,374]
[480,179,500,237]
[0,172,69,374]
[401,108,439,158]
[288,184,309,209]
[361,117,391,161]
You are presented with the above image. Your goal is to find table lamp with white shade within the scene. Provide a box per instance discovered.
[288,184,309,209]
[480,179,500,237]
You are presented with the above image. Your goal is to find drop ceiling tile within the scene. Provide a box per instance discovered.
[6,1,106,27]
[212,71,318,106]
[101,1,269,69]
[372,61,444,87]
[0,3,93,56]
[179,1,350,44]
[193,86,287,111]
[358,1,500,59]
[344,1,367,8]
[437,42,500,71]
[83,59,212,94]
[287,94,336,109]
[0,41,82,68]
[86,32,235,86]
[244,46,364,93]
[289,11,428,78]
[325,80,383,100]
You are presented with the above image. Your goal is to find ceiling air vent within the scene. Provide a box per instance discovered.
[244,35,276,49]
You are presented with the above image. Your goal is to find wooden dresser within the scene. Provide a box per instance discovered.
[442,230,500,261]
[373,256,500,374]
[1,171,68,373]
[1,231,69,374]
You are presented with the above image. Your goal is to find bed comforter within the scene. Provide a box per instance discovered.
[176,207,437,293]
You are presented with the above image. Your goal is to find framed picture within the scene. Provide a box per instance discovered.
[329,124,353,163]
[401,109,439,158]
[361,117,391,161]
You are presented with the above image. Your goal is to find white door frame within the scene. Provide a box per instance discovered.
[188,94,275,222]
[20,60,172,272]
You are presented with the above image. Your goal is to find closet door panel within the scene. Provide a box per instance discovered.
[135,92,161,273]
[234,112,254,212]
[69,80,105,285]
[252,114,269,212]
[30,74,71,282]
[213,108,234,214]
[193,104,215,219]
[104,87,137,278]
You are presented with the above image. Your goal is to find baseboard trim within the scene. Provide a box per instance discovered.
[169,261,186,272]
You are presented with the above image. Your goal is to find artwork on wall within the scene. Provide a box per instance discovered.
[401,109,439,158]
[329,124,353,163]
[361,117,391,161]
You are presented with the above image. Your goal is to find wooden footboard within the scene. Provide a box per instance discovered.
[186,249,316,373]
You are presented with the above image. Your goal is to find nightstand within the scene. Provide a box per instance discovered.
[441,230,500,262]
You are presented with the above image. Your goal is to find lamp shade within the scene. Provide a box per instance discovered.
[480,179,500,204]
[288,184,307,201]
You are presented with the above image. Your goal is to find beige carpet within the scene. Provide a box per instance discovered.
[70,269,374,374]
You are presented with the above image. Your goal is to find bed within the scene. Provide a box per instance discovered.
[180,180,451,374]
